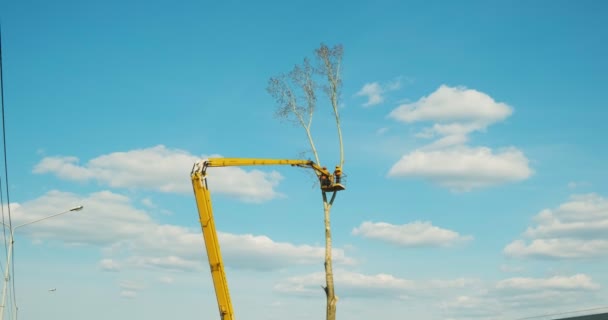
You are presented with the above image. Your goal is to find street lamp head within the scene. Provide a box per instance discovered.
[70,205,84,212]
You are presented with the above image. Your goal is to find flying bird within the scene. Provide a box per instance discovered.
[48,288,56,292]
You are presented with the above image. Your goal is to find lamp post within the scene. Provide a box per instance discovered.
[0,205,84,320]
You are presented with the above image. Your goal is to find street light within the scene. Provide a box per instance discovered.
[0,205,84,320]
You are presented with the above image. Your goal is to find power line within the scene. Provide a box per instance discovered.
[0,20,17,319]
[0,19,8,276]
[0,19,8,320]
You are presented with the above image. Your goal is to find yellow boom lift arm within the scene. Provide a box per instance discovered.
[190,158,344,320]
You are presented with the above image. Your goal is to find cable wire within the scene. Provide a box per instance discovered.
[0,20,17,318]
[0,19,8,281]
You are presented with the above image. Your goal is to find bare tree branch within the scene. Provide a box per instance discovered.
[268,43,345,320]
[315,44,345,170]
[267,61,321,165]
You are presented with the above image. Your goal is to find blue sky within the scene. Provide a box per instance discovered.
[1,0,607,319]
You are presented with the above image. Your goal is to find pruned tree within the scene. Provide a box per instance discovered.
[267,43,344,320]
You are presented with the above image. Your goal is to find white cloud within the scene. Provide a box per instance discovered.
[388,146,532,191]
[118,281,144,299]
[128,255,201,272]
[568,181,591,189]
[275,269,479,299]
[119,280,145,291]
[99,258,121,272]
[141,198,156,208]
[356,78,402,107]
[441,274,601,319]
[32,145,285,203]
[440,295,502,319]
[389,84,512,128]
[356,82,384,106]
[505,193,608,259]
[8,190,152,246]
[9,190,354,273]
[159,276,174,284]
[386,85,531,191]
[219,233,355,270]
[275,270,414,298]
[504,239,608,259]
[352,221,472,247]
[496,274,600,291]
[376,127,389,135]
[274,270,601,319]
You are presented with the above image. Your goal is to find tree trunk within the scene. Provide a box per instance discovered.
[323,195,337,320]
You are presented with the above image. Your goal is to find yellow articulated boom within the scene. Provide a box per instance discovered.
[191,158,344,320]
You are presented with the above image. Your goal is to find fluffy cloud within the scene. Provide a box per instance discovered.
[32,145,285,203]
[505,239,608,259]
[9,190,354,273]
[99,258,121,272]
[504,193,608,259]
[387,85,531,191]
[220,233,354,270]
[352,221,472,247]
[274,270,600,319]
[274,269,478,299]
[356,83,384,106]
[127,255,201,272]
[118,280,144,299]
[158,276,174,284]
[119,280,145,291]
[441,274,601,319]
[388,146,532,191]
[440,295,503,319]
[389,84,512,134]
[356,78,401,107]
[376,127,389,135]
[496,274,600,291]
